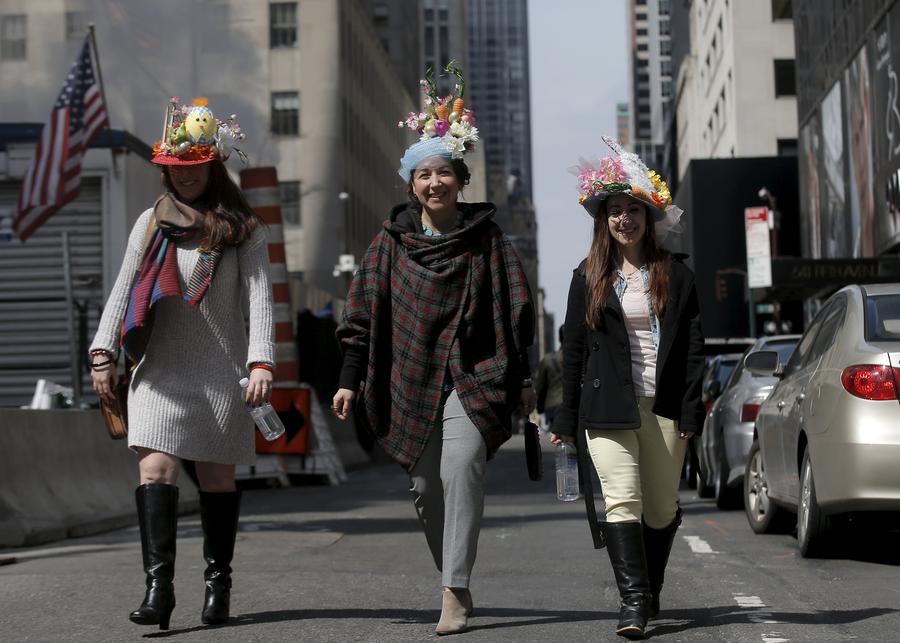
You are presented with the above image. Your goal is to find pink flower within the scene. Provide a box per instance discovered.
[598,156,626,183]
[434,119,450,136]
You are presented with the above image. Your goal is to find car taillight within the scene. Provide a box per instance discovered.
[740,402,761,423]
[705,400,714,412]
[841,365,900,400]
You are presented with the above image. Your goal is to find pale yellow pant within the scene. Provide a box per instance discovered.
[585,397,686,529]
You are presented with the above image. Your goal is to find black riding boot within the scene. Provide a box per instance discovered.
[643,508,682,619]
[130,483,179,630]
[199,490,241,625]
[605,521,652,640]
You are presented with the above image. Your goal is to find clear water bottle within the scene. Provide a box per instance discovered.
[556,441,580,501]
[239,377,285,441]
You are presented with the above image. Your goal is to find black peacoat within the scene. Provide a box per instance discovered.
[552,256,706,437]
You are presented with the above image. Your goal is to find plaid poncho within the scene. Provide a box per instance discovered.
[337,202,534,470]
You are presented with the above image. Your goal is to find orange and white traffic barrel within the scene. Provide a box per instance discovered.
[239,167,298,387]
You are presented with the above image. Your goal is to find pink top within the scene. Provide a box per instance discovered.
[620,272,657,397]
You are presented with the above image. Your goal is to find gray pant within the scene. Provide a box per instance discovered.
[409,389,487,588]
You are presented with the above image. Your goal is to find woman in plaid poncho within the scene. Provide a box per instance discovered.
[333,137,536,635]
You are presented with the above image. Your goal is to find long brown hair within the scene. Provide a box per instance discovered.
[584,199,671,329]
[162,160,260,251]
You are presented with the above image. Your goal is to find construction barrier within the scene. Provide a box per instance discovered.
[0,409,198,548]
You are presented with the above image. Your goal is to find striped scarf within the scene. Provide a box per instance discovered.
[121,195,222,361]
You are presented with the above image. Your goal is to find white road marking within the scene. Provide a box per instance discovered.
[734,594,766,608]
[762,634,789,643]
[733,594,783,626]
[682,535,719,553]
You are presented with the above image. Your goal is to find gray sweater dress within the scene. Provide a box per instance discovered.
[90,209,275,465]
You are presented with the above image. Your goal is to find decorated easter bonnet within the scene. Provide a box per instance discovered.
[152,97,247,166]
[397,61,479,182]
[573,136,683,241]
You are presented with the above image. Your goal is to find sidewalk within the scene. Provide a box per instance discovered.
[0,435,616,642]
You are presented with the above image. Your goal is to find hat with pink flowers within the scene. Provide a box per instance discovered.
[573,137,684,240]
[397,62,480,182]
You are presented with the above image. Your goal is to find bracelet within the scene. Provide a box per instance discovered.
[91,359,113,370]
[90,349,114,358]
[250,363,274,373]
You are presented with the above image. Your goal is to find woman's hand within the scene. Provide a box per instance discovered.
[245,368,273,405]
[678,431,695,441]
[91,361,118,405]
[332,388,356,420]
[549,432,574,445]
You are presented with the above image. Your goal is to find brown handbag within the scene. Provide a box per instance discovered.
[99,370,130,440]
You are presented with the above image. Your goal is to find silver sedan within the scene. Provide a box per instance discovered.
[744,284,900,556]
[697,336,799,509]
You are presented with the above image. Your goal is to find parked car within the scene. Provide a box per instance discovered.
[684,354,741,490]
[697,335,800,508]
[744,285,900,557]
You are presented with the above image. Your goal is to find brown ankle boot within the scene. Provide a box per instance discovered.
[435,587,469,635]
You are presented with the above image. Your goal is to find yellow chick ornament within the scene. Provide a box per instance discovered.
[185,103,217,145]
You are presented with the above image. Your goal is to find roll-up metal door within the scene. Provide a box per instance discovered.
[0,178,103,407]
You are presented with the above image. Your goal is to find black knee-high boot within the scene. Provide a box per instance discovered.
[199,490,241,625]
[130,483,179,630]
[643,508,682,619]
[605,522,651,640]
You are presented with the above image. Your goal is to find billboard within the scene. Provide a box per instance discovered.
[799,111,822,259]
[845,46,876,257]
[872,8,900,253]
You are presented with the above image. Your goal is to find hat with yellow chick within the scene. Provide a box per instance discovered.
[151,97,246,166]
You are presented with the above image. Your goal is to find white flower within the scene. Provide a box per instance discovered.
[441,134,467,158]
[450,121,479,144]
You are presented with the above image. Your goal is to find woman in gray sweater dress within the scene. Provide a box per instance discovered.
[89,99,274,630]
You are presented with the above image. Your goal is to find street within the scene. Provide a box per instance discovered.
[1,435,899,643]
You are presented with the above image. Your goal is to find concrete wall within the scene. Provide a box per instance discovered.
[0,409,198,548]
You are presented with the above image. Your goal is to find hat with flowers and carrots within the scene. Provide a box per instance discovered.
[151,97,247,166]
[397,61,480,182]
[573,137,684,240]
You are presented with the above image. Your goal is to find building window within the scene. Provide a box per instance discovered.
[638,43,648,52]
[661,60,672,76]
[280,181,301,226]
[771,0,792,20]
[659,0,671,15]
[774,59,796,96]
[271,91,300,136]
[65,11,87,40]
[372,3,389,25]
[637,28,648,36]
[1,15,26,61]
[777,138,798,156]
[659,19,670,36]
[660,40,671,55]
[270,2,297,49]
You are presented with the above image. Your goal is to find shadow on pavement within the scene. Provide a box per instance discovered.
[646,606,897,638]
[142,607,614,638]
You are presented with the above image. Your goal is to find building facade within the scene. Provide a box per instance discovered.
[794,0,899,260]
[616,102,631,148]
[366,0,422,102]
[675,0,797,182]
[629,0,674,171]
[421,0,469,98]
[466,0,532,202]
[0,0,415,304]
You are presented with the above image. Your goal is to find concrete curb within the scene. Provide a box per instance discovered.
[0,409,199,548]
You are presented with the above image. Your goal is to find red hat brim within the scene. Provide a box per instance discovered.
[151,154,216,166]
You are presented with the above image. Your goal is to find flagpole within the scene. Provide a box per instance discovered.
[62,231,82,407]
[87,24,115,176]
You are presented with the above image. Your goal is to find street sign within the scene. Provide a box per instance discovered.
[756,304,775,313]
[745,206,772,288]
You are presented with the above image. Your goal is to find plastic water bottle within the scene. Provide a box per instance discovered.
[556,441,580,501]
[239,377,285,441]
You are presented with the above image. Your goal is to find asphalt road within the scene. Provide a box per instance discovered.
[1,434,899,642]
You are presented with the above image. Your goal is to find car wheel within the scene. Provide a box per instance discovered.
[714,447,742,510]
[797,447,832,557]
[744,439,784,534]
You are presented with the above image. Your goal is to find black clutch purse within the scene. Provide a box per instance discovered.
[523,421,543,481]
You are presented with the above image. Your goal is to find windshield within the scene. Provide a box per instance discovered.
[716,360,737,385]
[866,294,900,342]
[764,340,798,366]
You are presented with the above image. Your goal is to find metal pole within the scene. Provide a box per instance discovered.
[747,275,757,338]
[62,232,82,407]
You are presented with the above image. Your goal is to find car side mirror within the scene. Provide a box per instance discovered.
[745,351,781,378]
[706,379,722,397]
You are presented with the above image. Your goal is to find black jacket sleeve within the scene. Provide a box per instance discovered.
[552,269,587,437]
[679,278,706,433]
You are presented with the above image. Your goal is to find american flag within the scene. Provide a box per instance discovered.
[13,35,109,241]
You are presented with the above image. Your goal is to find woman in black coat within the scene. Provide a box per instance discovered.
[551,139,705,640]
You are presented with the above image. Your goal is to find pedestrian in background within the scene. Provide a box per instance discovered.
[550,138,705,639]
[332,67,535,635]
[534,325,565,429]
[90,98,273,631]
